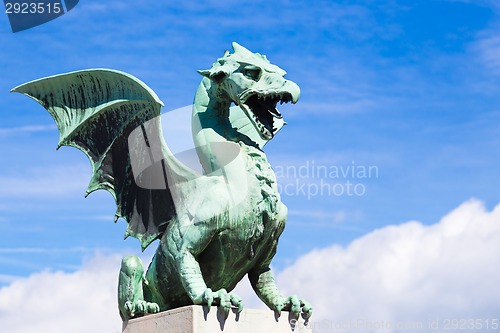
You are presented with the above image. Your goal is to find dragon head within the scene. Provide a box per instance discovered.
[198,42,300,140]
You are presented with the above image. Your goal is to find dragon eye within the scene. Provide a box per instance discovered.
[243,67,261,81]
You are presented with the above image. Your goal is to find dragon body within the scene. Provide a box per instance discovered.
[13,43,312,321]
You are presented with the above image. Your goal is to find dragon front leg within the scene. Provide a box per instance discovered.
[118,256,160,320]
[249,262,312,321]
[248,203,312,320]
[169,222,243,318]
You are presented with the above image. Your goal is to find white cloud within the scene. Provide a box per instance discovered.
[276,199,500,332]
[2,199,500,333]
[0,253,123,333]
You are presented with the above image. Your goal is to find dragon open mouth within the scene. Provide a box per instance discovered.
[240,92,294,139]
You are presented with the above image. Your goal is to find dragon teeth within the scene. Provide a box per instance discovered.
[269,108,282,118]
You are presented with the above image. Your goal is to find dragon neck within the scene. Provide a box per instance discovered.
[192,77,251,173]
[191,77,280,211]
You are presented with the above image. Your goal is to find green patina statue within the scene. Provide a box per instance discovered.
[13,43,312,322]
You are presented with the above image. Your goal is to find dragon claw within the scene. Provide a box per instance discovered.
[288,295,301,318]
[217,289,231,318]
[272,295,312,321]
[230,293,244,313]
[123,300,160,318]
[147,302,160,313]
[272,298,285,313]
[124,301,133,313]
[197,288,244,316]
[201,288,214,312]
[301,302,313,321]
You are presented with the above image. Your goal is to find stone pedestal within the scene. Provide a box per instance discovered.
[122,305,312,333]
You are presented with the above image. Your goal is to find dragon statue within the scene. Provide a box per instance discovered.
[13,42,312,322]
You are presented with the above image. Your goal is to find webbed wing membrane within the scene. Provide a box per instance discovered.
[12,69,193,250]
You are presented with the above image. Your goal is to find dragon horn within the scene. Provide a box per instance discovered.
[232,42,253,55]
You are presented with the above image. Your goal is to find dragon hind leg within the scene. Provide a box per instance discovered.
[118,255,160,321]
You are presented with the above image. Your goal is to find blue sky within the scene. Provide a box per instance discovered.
[0,0,499,272]
[1,1,500,330]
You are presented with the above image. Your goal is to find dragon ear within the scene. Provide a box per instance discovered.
[197,69,227,82]
[197,69,211,78]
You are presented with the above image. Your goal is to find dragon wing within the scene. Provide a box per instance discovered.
[12,69,201,250]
